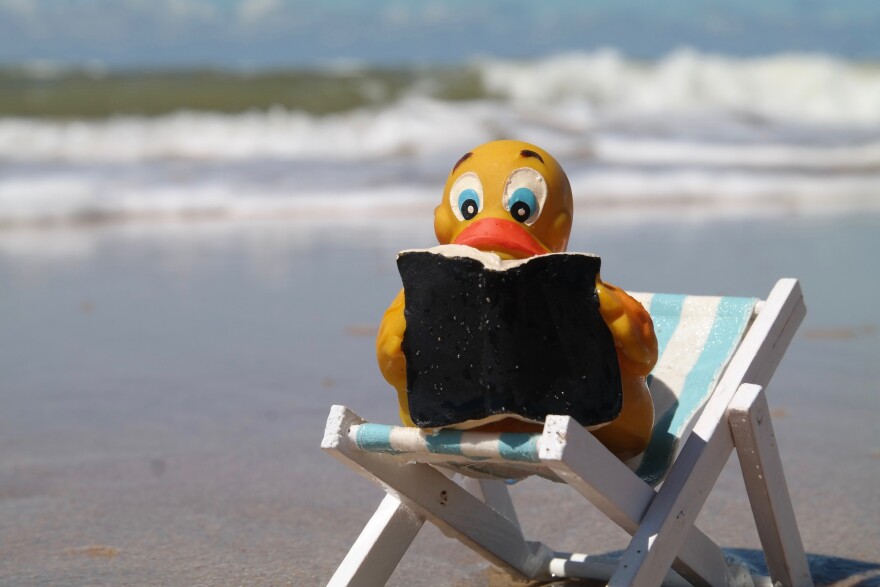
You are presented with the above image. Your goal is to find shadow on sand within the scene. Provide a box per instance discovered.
[726,548,880,587]
[532,550,880,586]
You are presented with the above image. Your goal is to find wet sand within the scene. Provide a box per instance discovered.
[1,213,878,586]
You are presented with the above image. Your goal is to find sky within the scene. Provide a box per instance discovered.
[1,0,880,68]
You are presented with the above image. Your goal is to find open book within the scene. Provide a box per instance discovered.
[398,244,622,430]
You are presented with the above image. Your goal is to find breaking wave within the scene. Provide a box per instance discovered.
[1,50,879,226]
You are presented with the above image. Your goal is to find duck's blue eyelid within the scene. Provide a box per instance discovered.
[458,188,480,209]
[510,187,537,211]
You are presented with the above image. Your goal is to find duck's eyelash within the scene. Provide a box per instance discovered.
[452,152,473,172]
[519,149,544,163]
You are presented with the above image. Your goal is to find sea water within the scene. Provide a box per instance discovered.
[1,49,879,230]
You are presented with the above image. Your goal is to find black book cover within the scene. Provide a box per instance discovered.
[398,245,622,429]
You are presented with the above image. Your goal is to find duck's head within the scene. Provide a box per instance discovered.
[434,140,573,260]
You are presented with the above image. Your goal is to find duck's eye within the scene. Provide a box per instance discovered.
[502,167,547,226]
[508,187,537,223]
[448,172,483,222]
[458,189,480,220]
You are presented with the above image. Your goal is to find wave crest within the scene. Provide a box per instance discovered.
[481,49,880,126]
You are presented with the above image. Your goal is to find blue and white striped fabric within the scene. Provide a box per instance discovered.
[350,422,551,480]
[354,425,541,463]
[353,292,757,485]
[629,292,757,485]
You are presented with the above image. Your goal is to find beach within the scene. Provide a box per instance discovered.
[1,210,878,586]
[2,27,880,584]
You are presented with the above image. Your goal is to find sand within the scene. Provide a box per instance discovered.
[0,212,878,586]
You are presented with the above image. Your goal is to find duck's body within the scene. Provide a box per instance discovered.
[376,140,657,460]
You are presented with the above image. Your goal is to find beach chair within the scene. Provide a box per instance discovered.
[321,278,811,587]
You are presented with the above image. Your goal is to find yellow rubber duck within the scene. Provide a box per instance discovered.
[376,140,658,460]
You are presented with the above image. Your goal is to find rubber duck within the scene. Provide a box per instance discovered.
[376,140,658,460]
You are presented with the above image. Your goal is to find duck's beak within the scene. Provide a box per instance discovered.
[453,218,549,259]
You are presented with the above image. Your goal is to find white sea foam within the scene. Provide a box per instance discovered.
[2,98,879,165]
[481,49,880,127]
[1,50,879,226]
[0,100,496,163]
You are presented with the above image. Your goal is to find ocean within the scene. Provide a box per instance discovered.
[2,49,879,232]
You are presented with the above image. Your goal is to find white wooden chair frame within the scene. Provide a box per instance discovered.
[321,279,812,587]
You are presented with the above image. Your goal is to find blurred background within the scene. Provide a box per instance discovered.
[1,1,879,585]
[1,0,879,228]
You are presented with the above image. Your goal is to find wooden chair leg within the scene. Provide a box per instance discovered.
[604,425,739,587]
[459,478,521,529]
[322,406,549,582]
[729,384,813,587]
[328,495,425,587]
[541,415,733,587]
